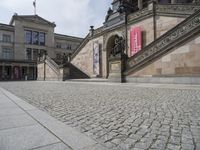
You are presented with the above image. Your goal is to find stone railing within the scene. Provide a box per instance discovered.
[71,27,104,60]
[71,3,200,61]
[127,4,200,24]
[156,4,200,17]
[124,9,200,75]
[93,27,104,36]
[45,55,60,75]
[70,34,90,60]
[127,7,153,24]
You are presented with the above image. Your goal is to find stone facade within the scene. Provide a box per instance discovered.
[71,2,200,82]
[71,36,105,77]
[156,16,185,38]
[128,36,200,77]
[37,59,70,81]
[127,17,154,57]
[0,14,83,81]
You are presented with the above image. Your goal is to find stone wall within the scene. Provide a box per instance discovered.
[70,15,188,79]
[71,36,106,78]
[127,17,154,57]
[156,16,185,38]
[128,36,200,77]
[37,60,66,81]
[127,16,185,57]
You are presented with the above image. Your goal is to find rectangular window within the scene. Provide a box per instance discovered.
[26,48,32,60]
[56,43,61,48]
[2,48,13,59]
[39,32,45,46]
[25,30,32,44]
[32,31,39,45]
[2,34,11,43]
[33,49,39,61]
[67,45,72,50]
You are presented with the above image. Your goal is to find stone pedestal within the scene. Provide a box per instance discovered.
[108,55,126,83]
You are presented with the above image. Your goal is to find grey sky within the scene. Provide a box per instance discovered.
[0,0,112,38]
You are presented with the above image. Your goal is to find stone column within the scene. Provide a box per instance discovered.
[138,0,143,10]
[11,65,14,80]
[171,0,176,4]
[33,66,37,80]
[27,66,29,80]
[2,65,4,79]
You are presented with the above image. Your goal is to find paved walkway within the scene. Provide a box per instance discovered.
[1,81,200,150]
[0,87,107,150]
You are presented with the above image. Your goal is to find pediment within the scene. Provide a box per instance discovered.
[10,15,56,27]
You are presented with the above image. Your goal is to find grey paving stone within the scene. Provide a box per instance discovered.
[167,143,181,150]
[0,125,60,150]
[0,107,25,117]
[28,109,98,150]
[1,81,200,150]
[196,143,200,150]
[181,143,194,150]
[2,88,37,111]
[0,101,17,109]
[33,142,71,150]
[0,114,37,130]
[82,144,109,150]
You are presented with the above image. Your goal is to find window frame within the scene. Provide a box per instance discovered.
[2,34,11,43]
[25,30,32,44]
[2,48,13,60]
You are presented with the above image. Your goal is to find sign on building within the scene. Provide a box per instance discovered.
[130,27,142,56]
[93,41,100,75]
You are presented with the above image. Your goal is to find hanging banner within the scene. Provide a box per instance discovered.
[130,27,142,56]
[93,41,100,75]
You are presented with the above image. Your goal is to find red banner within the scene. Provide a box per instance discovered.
[130,27,142,56]
[14,66,20,79]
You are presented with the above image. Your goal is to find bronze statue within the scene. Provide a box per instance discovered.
[110,35,125,57]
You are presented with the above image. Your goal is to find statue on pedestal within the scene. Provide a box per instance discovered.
[110,35,125,58]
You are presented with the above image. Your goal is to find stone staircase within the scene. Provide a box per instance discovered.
[37,56,89,81]
[124,8,200,76]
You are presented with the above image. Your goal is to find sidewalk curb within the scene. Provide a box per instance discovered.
[0,87,109,150]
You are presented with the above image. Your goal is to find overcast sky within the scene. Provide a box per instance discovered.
[0,0,112,38]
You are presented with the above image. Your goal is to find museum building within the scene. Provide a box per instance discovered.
[63,0,200,83]
[0,14,83,81]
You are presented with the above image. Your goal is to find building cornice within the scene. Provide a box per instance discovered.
[10,15,56,27]
[54,33,83,42]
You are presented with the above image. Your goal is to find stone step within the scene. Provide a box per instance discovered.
[67,78,108,83]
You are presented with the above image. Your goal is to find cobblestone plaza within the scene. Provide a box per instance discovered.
[0,81,200,150]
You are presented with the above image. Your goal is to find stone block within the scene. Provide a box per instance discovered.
[34,142,71,150]
[0,125,60,150]
[0,107,25,117]
[0,114,37,130]
[28,109,98,150]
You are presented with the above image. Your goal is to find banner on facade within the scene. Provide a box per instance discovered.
[14,66,20,79]
[93,41,100,75]
[130,27,142,56]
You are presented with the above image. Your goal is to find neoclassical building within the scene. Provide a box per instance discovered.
[65,0,200,83]
[32,0,200,83]
[0,14,83,80]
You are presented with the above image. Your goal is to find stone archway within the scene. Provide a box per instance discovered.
[104,32,125,80]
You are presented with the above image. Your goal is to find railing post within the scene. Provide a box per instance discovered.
[138,0,143,10]
[148,0,157,40]
[44,51,47,81]
[2,64,5,80]
[171,0,177,4]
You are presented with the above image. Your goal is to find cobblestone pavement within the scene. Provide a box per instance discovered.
[0,81,200,150]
